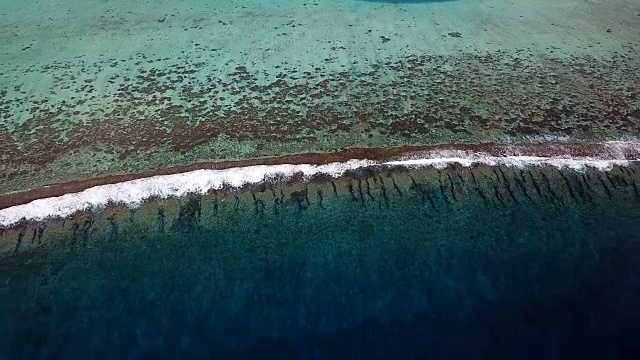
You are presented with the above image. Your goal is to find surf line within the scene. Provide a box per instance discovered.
[0,141,638,228]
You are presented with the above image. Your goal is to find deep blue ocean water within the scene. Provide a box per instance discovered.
[1,165,639,359]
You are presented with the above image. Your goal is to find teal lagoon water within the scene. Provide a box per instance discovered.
[0,164,638,358]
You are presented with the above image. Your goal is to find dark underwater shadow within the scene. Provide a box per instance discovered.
[357,0,459,3]
[214,281,639,358]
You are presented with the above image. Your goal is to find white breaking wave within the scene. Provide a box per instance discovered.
[384,152,631,171]
[0,160,372,229]
[0,149,638,228]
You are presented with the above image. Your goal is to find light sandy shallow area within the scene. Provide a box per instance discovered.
[0,0,639,195]
[2,0,639,65]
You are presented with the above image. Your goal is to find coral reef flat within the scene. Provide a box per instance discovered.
[1,0,639,194]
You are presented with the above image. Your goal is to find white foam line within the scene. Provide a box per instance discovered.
[0,152,637,228]
[382,153,631,171]
[0,160,373,228]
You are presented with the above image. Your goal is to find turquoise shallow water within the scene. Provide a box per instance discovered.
[1,164,638,358]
